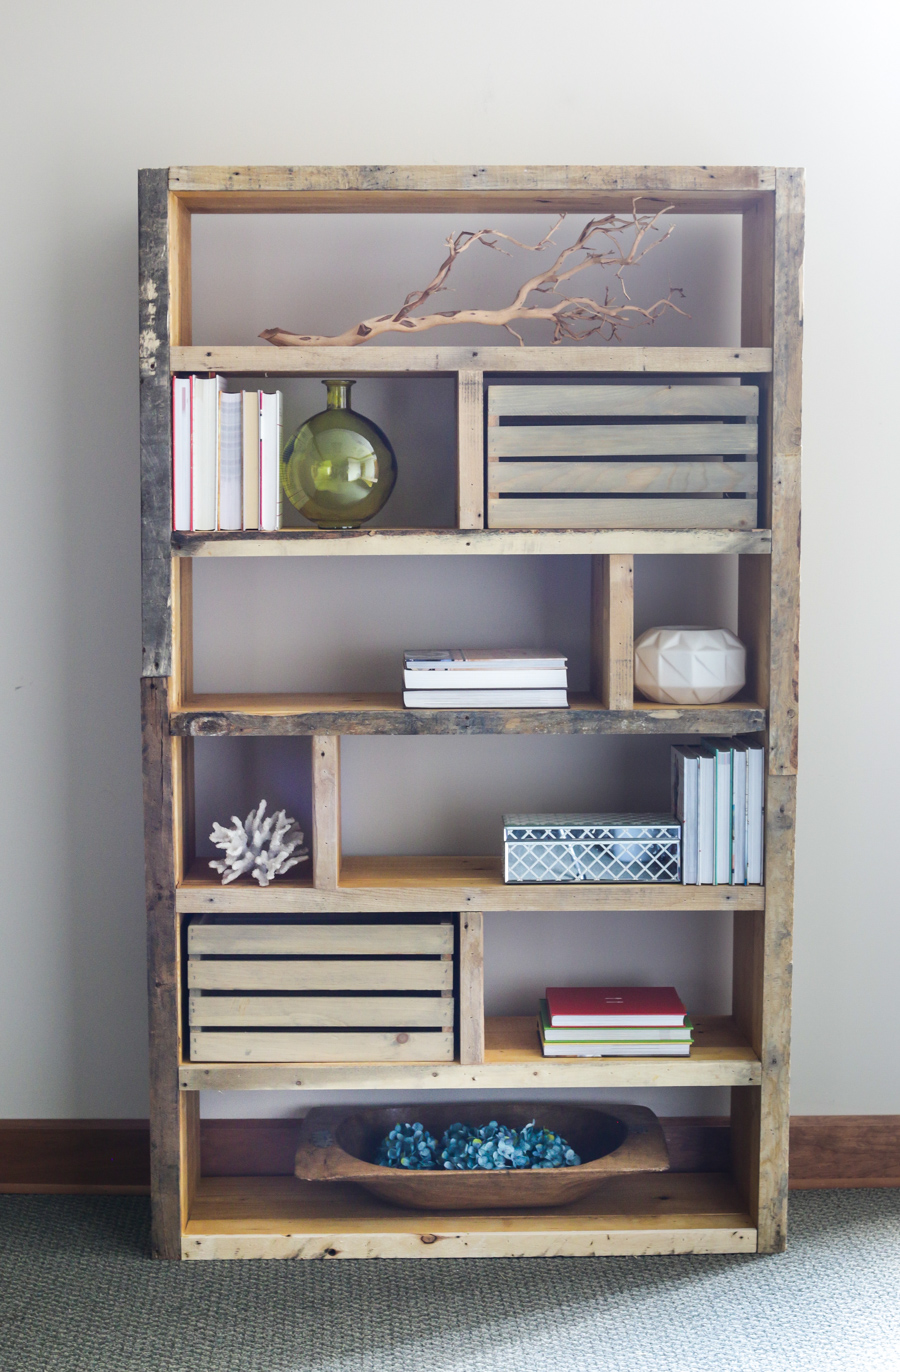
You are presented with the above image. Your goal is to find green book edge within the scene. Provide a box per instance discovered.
[538,1000,694,1042]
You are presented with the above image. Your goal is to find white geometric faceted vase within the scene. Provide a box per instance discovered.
[634,626,747,705]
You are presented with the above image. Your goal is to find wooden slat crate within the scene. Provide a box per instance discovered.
[487,384,759,530]
[187,916,455,1063]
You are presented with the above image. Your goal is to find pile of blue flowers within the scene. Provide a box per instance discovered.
[375,1119,581,1170]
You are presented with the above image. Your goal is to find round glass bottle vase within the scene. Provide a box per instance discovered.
[281,379,397,529]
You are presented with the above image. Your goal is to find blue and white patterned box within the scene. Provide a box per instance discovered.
[503,814,682,884]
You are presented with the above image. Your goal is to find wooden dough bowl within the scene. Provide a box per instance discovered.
[295,1101,669,1211]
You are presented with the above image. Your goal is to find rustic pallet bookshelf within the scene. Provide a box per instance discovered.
[139,164,802,1260]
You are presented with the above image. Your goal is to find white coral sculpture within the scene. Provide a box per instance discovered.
[209,800,309,886]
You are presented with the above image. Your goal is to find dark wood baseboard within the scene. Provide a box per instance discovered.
[1,1115,897,1193]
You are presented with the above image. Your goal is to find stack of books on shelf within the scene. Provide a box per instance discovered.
[172,376,284,532]
[538,986,692,1057]
[672,738,765,885]
[402,649,568,709]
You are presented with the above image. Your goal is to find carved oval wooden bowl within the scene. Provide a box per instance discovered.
[295,1101,669,1211]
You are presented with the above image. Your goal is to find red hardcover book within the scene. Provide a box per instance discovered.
[546,986,687,1027]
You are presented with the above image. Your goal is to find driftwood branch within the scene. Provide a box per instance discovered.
[260,204,687,348]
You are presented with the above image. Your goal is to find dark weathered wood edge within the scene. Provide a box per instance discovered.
[142,677,181,1257]
[139,168,173,678]
[168,704,767,738]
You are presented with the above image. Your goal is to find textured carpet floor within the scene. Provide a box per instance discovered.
[0,1190,898,1371]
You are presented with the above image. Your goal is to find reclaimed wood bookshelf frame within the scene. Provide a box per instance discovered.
[139,164,803,1260]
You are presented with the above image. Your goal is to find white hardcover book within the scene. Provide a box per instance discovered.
[703,738,733,884]
[746,743,765,884]
[172,378,191,531]
[731,741,749,885]
[403,689,568,709]
[404,649,567,671]
[259,390,283,532]
[190,375,225,531]
[403,668,567,690]
[671,745,700,885]
[217,392,242,530]
[696,746,716,885]
[242,391,260,530]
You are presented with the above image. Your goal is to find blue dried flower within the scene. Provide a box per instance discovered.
[376,1118,581,1171]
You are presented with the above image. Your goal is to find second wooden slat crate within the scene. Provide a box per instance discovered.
[487,384,759,530]
[188,916,454,1062]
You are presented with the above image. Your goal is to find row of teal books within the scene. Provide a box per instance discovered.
[538,986,693,1058]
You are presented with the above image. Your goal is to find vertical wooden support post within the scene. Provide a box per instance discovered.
[457,370,484,529]
[590,554,634,709]
[313,736,341,889]
[458,911,485,1065]
[168,192,192,349]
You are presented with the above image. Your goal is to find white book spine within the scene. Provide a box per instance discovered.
[242,391,260,530]
[672,747,699,885]
[403,669,567,690]
[190,376,225,531]
[259,390,283,532]
[697,752,715,885]
[731,744,748,885]
[172,378,191,531]
[217,392,242,530]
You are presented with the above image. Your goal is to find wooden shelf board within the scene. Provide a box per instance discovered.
[171,344,772,376]
[178,1014,760,1092]
[170,692,766,738]
[177,856,765,915]
[182,1171,756,1258]
[174,526,773,559]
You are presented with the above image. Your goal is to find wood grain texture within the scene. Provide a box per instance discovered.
[188,959,454,993]
[312,736,341,889]
[488,497,756,530]
[168,192,192,349]
[175,526,772,557]
[139,169,174,678]
[489,383,759,417]
[141,676,183,1257]
[187,919,453,956]
[592,555,634,709]
[191,1030,455,1064]
[171,344,773,376]
[181,1172,755,1260]
[789,1117,900,1187]
[489,460,758,497]
[179,1014,760,1091]
[176,854,766,915]
[768,168,804,775]
[0,1122,151,1193]
[168,692,765,738]
[189,994,453,1029]
[456,370,484,528]
[489,422,758,460]
[459,911,485,1066]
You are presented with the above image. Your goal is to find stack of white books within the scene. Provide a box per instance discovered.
[672,738,765,885]
[402,649,568,709]
[172,376,283,532]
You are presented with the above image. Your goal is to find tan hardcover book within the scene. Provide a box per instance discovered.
[242,391,260,530]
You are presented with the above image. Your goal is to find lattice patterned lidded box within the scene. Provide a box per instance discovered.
[503,814,682,884]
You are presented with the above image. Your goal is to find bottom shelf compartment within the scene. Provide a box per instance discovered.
[183,1172,755,1259]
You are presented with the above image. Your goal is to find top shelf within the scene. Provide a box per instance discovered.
[171,345,772,377]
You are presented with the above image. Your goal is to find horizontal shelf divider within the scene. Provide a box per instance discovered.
[171,344,773,377]
[179,1015,759,1091]
[169,692,766,738]
[174,527,772,558]
[177,856,765,915]
[182,1171,756,1259]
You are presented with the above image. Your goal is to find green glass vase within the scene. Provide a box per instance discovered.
[281,379,397,529]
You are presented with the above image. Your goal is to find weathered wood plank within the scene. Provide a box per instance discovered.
[457,370,484,528]
[488,497,756,530]
[489,460,758,497]
[190,1030,455,1064]
[188,959,454,993]
[171,344,773,376]
[175,526,772,557]
[139,169,174,678]
[141,675,182,1259]
[459,911,485,1066]
[312,736,341,890]
[176,855,765,915]
[769,168,804,776]
[591,556,634,709]
[168,692,766,738]
[188,920,453,956]
[489,384,759,417]
[189,994,453,1028]
[489,423,757,460]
